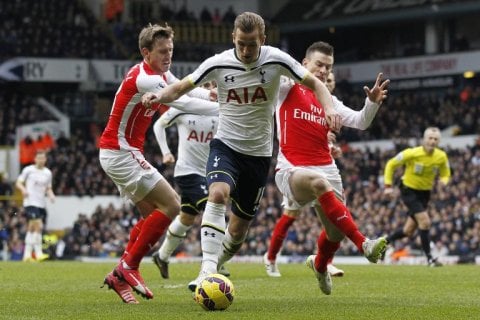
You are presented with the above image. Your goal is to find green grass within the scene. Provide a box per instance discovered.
[0,261,478,319]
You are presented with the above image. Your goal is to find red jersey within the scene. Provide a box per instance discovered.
[276,82,332,168]
[99,61,169,152]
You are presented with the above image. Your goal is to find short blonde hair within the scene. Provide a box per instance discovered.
[424,127,441,139]
[138,23,174,51]
[233,12,265,36]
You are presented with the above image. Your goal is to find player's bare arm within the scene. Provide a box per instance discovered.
[142,77,195,108]
[363,72,390,104]
[162,153,176,164]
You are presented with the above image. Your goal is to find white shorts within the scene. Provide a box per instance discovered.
[99,149,164,203]
[275,164,344,210]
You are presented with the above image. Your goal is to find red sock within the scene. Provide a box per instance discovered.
[314,230,340,273]
[124,210,172,268]
[318,191,366,252]
[267,214,296,261]
[121,218,145,260]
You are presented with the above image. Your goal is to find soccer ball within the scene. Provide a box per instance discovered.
[194,273,235,311]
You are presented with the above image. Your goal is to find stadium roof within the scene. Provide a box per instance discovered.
[273,0,480,32]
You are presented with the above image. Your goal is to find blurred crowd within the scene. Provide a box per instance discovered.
[0,126,479,261]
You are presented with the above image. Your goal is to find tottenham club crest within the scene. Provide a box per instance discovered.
[259,69,266,83]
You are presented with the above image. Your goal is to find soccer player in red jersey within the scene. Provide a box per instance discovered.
[267,41,390,294]
[99,23,217,303]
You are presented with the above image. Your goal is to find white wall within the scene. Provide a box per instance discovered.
[45,195,126,230]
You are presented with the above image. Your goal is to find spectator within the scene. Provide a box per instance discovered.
[223,6,236,23]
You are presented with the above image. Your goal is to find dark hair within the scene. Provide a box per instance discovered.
[305,41,334,58]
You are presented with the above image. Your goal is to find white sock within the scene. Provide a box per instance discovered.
[33,232,44,258]
[23,232,34,260]
[200,201,226,273]
[158,215,191,262]
[218,228,246,267]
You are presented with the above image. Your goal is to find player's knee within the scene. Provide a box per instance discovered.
[208,187,229,204]
[179,211,196,226]
[285,210,300,218]
[228,224,248,241]
[164,201,181,218]
[311,176,331,195]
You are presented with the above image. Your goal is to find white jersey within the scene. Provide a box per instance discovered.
[188,46,309,157]
[17,165,52,208]
[154,108,218,177]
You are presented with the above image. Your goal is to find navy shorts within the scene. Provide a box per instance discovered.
[400,183,431,216]
[206,139,271,220]
[175,174,209,216]
[25,206,47,223]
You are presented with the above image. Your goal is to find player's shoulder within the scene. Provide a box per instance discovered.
[433,147,448,159]
[259,45,291,62]
[409,146,424,154]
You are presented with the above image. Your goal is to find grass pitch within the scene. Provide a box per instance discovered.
[0,261,478,320]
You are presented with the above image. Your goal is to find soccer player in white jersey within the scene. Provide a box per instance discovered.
[267,41,390,294]
[151,91,219,279]
[16,150,55,262]
[142,12,341,291]
[99,23,218,304]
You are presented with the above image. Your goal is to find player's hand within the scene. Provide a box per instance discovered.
[383,186,394,198]
[325,109,342,132]
[327,131,336,144]
[364,72,390,105]
[330,145,342,159]
[162,153,175,164]
[142,92,159,108]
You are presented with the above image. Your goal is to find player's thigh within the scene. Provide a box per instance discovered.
[141,178,180,218]
[175,174,209,216]
[206,139,239,187]
[413,211,431,229]
[230,155,270,220]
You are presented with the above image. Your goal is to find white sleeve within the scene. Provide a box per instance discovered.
[334,95,380,130]
[188,87,211,100]
[165,70,211,100]
[165,95,219,116]
[277,77,294,106]
[153,109,182,156]
[17,166,30,183]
